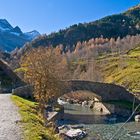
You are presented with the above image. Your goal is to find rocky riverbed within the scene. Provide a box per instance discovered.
[57,100,140,140]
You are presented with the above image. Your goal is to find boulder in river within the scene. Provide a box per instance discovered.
[135,115,140,122]
[65,129,87,139]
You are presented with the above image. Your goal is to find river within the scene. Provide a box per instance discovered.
[57,101,140,140]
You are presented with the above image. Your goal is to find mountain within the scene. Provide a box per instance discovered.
[0,19,40,52]
[24,30,40,40]
[24,4,140,49]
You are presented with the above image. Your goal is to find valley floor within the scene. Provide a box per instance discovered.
[0,94,22,140]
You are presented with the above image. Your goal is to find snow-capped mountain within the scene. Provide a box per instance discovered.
[24,30,40,40]
[0,19,13,31]
[0,19,40,52]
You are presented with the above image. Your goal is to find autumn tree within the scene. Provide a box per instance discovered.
[21,47,68,120]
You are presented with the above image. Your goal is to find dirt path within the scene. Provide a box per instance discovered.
[0,94,22,140]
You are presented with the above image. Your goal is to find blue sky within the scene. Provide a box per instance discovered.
[0,0,139,34]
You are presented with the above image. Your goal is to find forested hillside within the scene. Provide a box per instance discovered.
[23,5,140,50]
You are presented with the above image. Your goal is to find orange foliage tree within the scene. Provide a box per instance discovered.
[21,47,68,119]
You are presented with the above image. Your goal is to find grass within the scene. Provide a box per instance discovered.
[14,67,28,73]
[99,45,140,92]
[127,46,140,57]
[11,95,60,140]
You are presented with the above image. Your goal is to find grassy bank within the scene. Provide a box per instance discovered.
[11,95,60,140]
[99,45,140,92]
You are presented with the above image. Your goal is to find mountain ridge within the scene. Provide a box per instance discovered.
[0,19,40,52]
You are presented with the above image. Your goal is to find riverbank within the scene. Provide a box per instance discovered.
[57,103,140,140]
[11,95,60,140]
[56,98,140,139]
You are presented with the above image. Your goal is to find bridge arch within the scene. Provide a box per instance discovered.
[62,80,137,103]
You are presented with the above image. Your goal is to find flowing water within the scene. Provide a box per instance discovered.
[82,122,140,140]
[58,102,140,140]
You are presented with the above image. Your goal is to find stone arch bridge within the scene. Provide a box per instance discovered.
[62,80,139,116]
[64,80,137,103]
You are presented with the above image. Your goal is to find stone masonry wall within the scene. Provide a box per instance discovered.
[12,85,33,99]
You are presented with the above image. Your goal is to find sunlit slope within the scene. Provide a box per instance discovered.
[99,45,140,92]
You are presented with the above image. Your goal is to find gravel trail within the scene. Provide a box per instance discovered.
[0,94,22,140]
